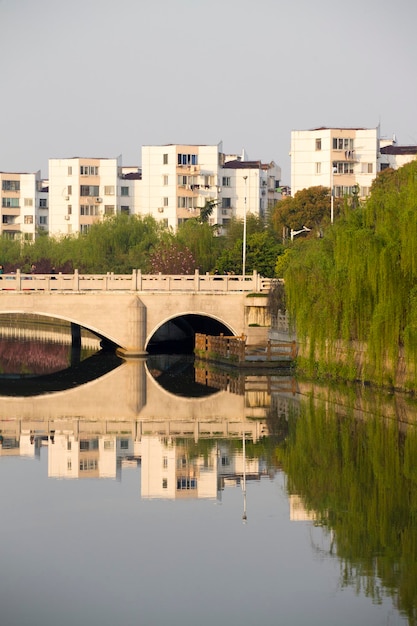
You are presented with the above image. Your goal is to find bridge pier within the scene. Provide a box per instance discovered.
[116,296,148,358]
[70,322,82,365]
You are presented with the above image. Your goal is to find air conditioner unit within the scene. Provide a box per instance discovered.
[96,197,102,203]
[64,215,70,220]
[158,207,164,213]
[65,196,70,201]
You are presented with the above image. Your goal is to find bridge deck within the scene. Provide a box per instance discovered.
[0,270,271,293]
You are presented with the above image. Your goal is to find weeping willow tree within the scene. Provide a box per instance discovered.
[284,161,417,389]
[275,389,417,623]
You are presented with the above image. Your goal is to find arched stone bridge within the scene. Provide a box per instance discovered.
[0,270,272,356]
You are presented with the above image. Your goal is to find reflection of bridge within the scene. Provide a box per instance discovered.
[0,271,271,355]
[0,360,298,443]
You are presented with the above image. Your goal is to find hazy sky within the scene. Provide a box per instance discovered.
[1,0,416,183]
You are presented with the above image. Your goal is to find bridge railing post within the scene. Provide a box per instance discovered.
[74,269,79,291]
[16,269,22,291]
[194,269,200,291]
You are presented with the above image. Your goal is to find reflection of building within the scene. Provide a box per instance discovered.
[139,436,268,500]
[0,432,39,458]
[289,495,318,522]
[48,434,135,479]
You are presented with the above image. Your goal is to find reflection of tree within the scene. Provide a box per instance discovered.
[0,339,71,374]
[276,391,417,625]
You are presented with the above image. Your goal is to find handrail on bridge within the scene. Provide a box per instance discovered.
[0,269,271,294]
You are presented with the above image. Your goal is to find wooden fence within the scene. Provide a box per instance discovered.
[195,333,297,366]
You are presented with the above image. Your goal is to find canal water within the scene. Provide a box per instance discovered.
[0,339,416,626]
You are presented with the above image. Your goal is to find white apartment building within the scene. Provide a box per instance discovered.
[290,127,380,199]
[48,156,140,236]
[0,170,46,240]
[379,144,417,170]
[220,158,281,230]
[140,142,281,231]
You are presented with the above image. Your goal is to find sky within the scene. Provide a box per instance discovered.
[1,0,416,184]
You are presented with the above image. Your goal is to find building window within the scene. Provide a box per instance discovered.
[24,215,33,224]
[163,456,168,468]
[104,205,115,215]
[177,153,198,166]
[68,205,72,215]
[67,441,72,451]
[362,163,373,174]
[120,439,129,449]
[163,153,168,165]
[104,186,115,195]
[68,166,72,175]
[334,186,358,198]
[67,460,72,470]
[80,205,99,216]
[24,198,33,207]
[121,186,129,196]
[222,177,231,187]
[315,162,321,174]
[315,139,322,151]
[80,224,91,234]
[67,185,72,195]
[332,138,354,150]
[335,162,354,175]
[177,197,194,209]
[79,459,98,471]
[163,197,168,207]
[2,180,20,191]
[104,440,114,450]
[39,198,47,208]
[360,187,370,197]
[222,197,231,209]
[162,478,168,489]
[39,216,47,225]
[121,206,130,214]
[163,175,168,186]
[80,185,99,196]
[176,478,197,490]
[2,198,19,208]
[80,165,98,175]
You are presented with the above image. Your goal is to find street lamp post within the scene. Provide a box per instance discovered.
[330,162,337,224]
[242,175,248,280]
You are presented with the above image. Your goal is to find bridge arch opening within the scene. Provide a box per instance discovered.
[147,314,233,354]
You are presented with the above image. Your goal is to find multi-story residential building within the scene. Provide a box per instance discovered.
[379,144,417,170]
[290,127,380,200]
[0,170,44,240]
[220,157,281,230]
[140,143,281,231]
[48,156,141,236]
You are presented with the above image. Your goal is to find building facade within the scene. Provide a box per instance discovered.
[290,127,379,200]
[140,143,281,232]
[48,156,142,236]
[0,170,46,240]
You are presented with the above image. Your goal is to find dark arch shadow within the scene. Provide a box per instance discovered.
[0,350,124,397]
[147,314,232,354]
[146,354,220,398]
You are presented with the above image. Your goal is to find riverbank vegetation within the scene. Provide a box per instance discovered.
[284,161,417,390]
[0,212,283,277]
[276,387,417,624]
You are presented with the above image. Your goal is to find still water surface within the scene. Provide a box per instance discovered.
[0,343,416,626]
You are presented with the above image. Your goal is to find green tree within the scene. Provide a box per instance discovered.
[270,186,344,240]
[176,219,222,273]
[216,230,283,277]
